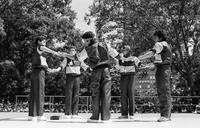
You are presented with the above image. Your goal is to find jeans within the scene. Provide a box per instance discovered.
[65,75,80,115]
[29,69,45,117]
[120,74,136,116]
[155,65,172,118]
[90,67,111,120]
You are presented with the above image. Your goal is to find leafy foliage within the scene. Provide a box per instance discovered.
[86,0,200,95]
[0,0,83,100]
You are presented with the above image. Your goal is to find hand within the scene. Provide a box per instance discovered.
[148,63,156,70]
[82,65,89,71]
[138,63,155,71]
[138,64,147,70]
[86,67,93,72]
[119,53,123,58]
[54,52,59,56]
[57,51,65,57]
[47,67,61,73]
[47,68,54,74]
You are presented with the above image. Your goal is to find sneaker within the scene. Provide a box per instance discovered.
[28,116,37,121]
[118,115,128,119]
[71,115,82,119]
[157,116,171,122]
[101,119,112,123]
[129,116,134,119]
[87,119,100,123]
[63,115,71,119]
[38,116,47,121]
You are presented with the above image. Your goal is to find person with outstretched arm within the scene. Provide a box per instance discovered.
[29,36,61,121]
[138,30,172,122]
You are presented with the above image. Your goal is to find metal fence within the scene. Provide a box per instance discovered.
[15,95,200,113]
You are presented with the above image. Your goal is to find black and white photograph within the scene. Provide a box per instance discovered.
[0,0,200,128]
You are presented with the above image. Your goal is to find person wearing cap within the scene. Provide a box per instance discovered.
[79,31,119,123]
[59,46,88,119]
[116,45,140,119]
[29,36,61,121]
[138,30,172,122]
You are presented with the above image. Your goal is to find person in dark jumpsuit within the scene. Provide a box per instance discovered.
[59,46,88,119]
[138,30,172,122]
[117,45,140,119]
[29,36,60,121]
[79,31,119,123]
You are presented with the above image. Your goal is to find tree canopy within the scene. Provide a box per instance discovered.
[0,0,83,100]
[86,0,200,95]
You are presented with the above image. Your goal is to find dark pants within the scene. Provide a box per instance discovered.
[90,67,111,120]
[155,65,172,118]
[29,69,45,117]
[120,74,136,116]
[65,75,80,115]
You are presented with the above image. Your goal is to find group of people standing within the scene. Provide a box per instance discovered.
[29,30,172,123]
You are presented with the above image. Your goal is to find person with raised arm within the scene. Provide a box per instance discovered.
[28,36,61,121]
[138,30,172,122]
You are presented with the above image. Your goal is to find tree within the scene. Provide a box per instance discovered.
[86,0,200,95]
[155,0,200,95]
[0,0,82,100]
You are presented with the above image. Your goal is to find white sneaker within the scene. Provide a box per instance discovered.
[129,116,134,119]
[63,115,71,119]
[157,116,171,122]
[38,116,47,121]
[71,115,82,119]
[87,119,100,123]
[28,116,37,121]
[101,119,112,123]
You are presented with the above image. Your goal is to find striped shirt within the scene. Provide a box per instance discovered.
[116,55,140,75]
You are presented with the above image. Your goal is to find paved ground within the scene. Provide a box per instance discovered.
[0,112,200,128]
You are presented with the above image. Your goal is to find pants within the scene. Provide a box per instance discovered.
[120,74,136,116]
[90,67,111,120]
[155,65,172,118]
[65,75,80,115]
[29,69,45,117]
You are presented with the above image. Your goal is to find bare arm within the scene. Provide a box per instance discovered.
[57,52,75,60]
[47,67,62,73]
[40,46,59,56]
[138,42,164,61]
[138,51,155,61]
